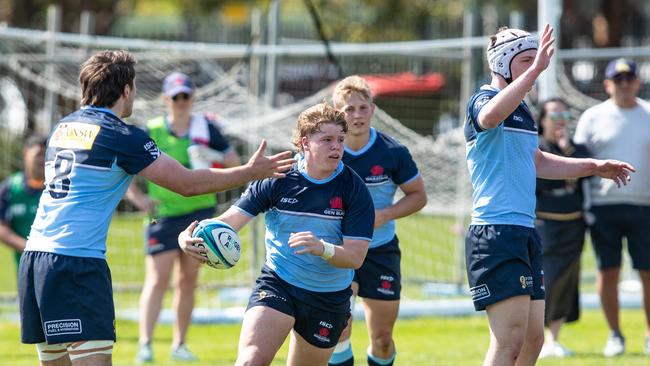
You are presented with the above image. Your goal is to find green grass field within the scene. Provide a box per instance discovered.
[0,310,648,365]
[0,213,642,365]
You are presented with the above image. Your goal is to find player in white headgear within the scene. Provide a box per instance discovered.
[486,28,539,84]
[463,24,635,366]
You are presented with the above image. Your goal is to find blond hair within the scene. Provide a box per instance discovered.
[332,75,373,108]
[291,103,348,153]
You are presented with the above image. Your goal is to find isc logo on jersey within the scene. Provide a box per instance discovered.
[192,219,241,269]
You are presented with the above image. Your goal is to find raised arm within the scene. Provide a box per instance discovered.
[139,139,294,197]
[535,149,635,187]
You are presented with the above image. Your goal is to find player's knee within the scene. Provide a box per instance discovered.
[67,340,114,361]
[36,342,68,362]
[235,347,273,366]
[529,331,545,354]
[371,329,394,352]
[493,327,526,353]
[176,275,198,292]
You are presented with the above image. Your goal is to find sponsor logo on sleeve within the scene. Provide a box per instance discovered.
[143,140,160,159]
[50,123,100,150]
[44,319,82,336]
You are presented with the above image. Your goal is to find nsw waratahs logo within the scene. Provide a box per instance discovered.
[366,164,388,183]
[370,165,384,176]
[324,196,344,216]
[314,321,333,343]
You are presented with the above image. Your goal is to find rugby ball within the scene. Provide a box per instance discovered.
[192,219,241,269]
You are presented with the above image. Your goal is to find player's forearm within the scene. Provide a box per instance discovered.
[142,154,256,197]
[536,151,597,179]
[478,69,540,129]
[383,190,427,221]
[182,166,255,196]
[325,240,369,269]
[0,224,27,252]
[216,206,252,232]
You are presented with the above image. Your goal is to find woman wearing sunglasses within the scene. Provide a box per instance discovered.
[535,98,590,359]
[127,72,241,362]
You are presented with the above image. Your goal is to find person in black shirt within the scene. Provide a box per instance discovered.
[535,98,590,358]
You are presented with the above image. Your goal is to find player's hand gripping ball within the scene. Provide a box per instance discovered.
[191,219,241,269]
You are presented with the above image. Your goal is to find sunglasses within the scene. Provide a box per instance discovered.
[611,73,636,84]
[172,93,192,101]
[547,111,571,121]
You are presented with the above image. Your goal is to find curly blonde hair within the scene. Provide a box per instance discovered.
[332,75,373,108]
[291,103,348,153]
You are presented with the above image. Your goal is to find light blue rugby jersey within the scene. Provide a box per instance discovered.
[26,106,160,259]
[464,85,538,228]
[343,128,420,248]
[234,157,375,292]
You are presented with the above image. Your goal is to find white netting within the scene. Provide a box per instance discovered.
[0,28,475,318]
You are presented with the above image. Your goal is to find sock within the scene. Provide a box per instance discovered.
[367,349,396,366]
[329,340,354,366]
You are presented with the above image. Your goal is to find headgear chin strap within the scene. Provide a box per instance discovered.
[487,28,538,83]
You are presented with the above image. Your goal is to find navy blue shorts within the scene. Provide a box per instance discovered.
[18,251,116,344]
[465,225,545,311]
[354,236,401,300]
[145,207,215,256]
[589,204,650,270]
[246,266,352,348]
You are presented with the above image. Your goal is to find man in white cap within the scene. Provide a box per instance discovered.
[574,58,650,357]
[464,26,635,366]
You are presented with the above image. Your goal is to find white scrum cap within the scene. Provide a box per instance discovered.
[486,28,538,82]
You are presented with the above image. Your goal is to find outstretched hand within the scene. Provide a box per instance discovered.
[532,24,555,74]
[246,139,296,180]
[594,160,635,188]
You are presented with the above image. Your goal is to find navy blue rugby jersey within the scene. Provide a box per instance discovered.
[234,157,375,292]
[26,106,160,259]
[342,128,419,248]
